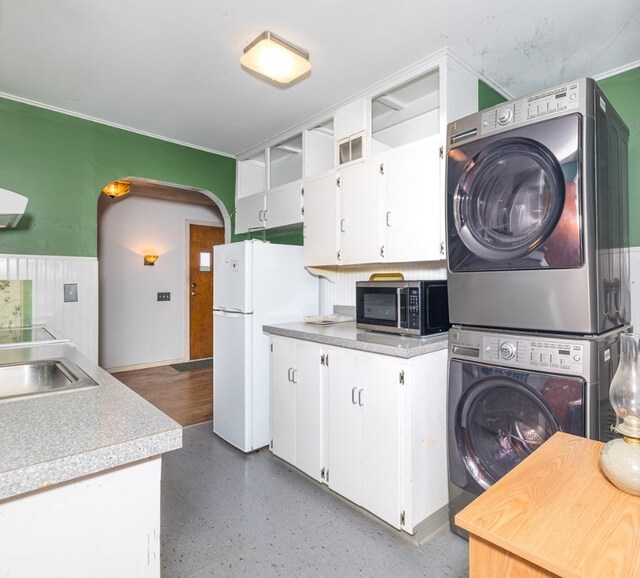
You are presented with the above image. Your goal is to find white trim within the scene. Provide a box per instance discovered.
[236,47,511,159]
[594,60,640,81]
[0,91,235,159]
[0,253,97,261]
[107,358,187,374]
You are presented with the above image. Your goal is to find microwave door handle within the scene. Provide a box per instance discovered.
[397,287,403,329]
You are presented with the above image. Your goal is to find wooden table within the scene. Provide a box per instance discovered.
[455,432,640,578]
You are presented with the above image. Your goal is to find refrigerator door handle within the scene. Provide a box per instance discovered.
[214,307,251,314]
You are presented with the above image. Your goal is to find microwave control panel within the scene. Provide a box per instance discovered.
[406,287,421,329]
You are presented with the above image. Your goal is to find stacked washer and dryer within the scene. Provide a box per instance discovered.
[444,78,631,537]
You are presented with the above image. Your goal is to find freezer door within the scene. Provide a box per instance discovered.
[213,310,253,451]
[213,242,253,312]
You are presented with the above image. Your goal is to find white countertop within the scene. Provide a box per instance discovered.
[0,343,182,500]
[263,321,448,358]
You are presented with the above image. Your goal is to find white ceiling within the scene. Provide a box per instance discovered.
[0,0,638,157]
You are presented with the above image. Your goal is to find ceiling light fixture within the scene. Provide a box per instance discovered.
[240,31,310,85]
[102,180,131,199]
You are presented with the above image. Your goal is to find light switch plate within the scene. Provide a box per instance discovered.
[64,283,78,302]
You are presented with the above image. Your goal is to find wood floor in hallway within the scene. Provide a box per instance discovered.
[113,364,213,427]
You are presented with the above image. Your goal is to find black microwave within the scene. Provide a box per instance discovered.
[356,280,450,336]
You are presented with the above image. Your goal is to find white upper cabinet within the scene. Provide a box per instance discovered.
[235,192,266,233]
[237,150,267,199]
[270,133,303,189]
[236,50,487,259]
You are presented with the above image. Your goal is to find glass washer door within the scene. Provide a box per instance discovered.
[454,137,565,262]
[456,376,560,490]
[446,113,582,272]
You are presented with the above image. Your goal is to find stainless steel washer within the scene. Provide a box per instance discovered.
[446,78,630,334]
[447,325,626,538]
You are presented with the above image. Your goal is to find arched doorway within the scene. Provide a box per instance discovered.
[97,177,230,425]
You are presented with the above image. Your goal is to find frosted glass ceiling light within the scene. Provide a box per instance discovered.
[241,32,310,85]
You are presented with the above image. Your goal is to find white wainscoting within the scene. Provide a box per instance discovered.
[629,247,640,331]
[318,261,448,314]
[0,254,98,362]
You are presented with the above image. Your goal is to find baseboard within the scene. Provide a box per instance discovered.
[107,358,187,373]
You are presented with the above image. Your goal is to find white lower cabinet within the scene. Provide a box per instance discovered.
[270,337,324,482]
[269,335,448,534]
[327,348,402,528]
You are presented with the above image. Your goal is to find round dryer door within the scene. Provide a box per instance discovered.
[455,376,561,490]
[453,137,565,262]
[446,114,583,272]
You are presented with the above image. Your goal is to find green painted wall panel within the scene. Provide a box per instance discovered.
[478,80,507,110]
[0,98,236,257]
[598,68,640,247]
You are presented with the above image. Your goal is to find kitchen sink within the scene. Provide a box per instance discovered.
[0,358,98,401]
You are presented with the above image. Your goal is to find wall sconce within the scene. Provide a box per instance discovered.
[144,255,159,266]
[240,31,310,85]
[102,180,131,199]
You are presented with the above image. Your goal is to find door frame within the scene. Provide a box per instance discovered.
[183,219,230,361]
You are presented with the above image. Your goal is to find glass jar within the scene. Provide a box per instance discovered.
[600,333,640,495]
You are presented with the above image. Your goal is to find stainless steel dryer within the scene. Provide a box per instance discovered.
[447,325,626,538]
[446,78,630,334]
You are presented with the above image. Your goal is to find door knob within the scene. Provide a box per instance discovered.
[191,291,200,296]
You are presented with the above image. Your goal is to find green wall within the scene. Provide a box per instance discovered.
[478,80,507,110]
[1,68,638,255]
[0,98,236,257]
[598,68,640,247]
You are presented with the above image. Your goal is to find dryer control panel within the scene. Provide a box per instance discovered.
[483,336,585,374]
[449,327,591,376]
[481,81,580,134]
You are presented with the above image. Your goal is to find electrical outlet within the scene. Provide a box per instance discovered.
[157,292,171,302]
[64,283,78,302]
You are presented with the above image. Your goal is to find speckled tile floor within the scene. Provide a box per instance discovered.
[161,421,469,578]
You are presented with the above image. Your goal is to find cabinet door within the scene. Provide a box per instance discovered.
[303,173,340,267]
[384,137,442,263]
[359,357,403,529]
[270,338,297,465]
[340,161,382,265]
[235,193,266,235]
[327,348,362,505]
[265,182,303,229]
[294,341,323,481]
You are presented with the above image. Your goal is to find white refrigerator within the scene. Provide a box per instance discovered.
[213,240,318,452]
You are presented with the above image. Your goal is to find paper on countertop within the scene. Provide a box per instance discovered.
[303,314,354,325]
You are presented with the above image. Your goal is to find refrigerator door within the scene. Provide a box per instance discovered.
[213,242,253,313]
[213,310,253,451]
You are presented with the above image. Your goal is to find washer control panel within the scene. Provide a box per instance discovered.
[483,336,584,373]
[481,80,580,134]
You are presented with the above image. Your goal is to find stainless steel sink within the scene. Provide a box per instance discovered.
[0,358,98,401]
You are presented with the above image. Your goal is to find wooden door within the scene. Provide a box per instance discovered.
[189,224,225,360]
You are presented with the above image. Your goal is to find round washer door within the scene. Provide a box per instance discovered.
[455,376,560,490]
[453,137,566,262]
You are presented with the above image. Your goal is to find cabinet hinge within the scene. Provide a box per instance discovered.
[439,146,444,159]
[301,187,305,196]
[440,241,445,256]
[320,353,325,366]
[326,469,330,482]
[400,510,405,526]
[325,353,329,367]
[321,467,325,480]
[380,245,385,258]
[270,343,273,352]
[270,439,273,449]
[301,206,305,216]
[337,250,342,261]
[337,177,341,188]
[399,370,405,385]
[379,163,384,175]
